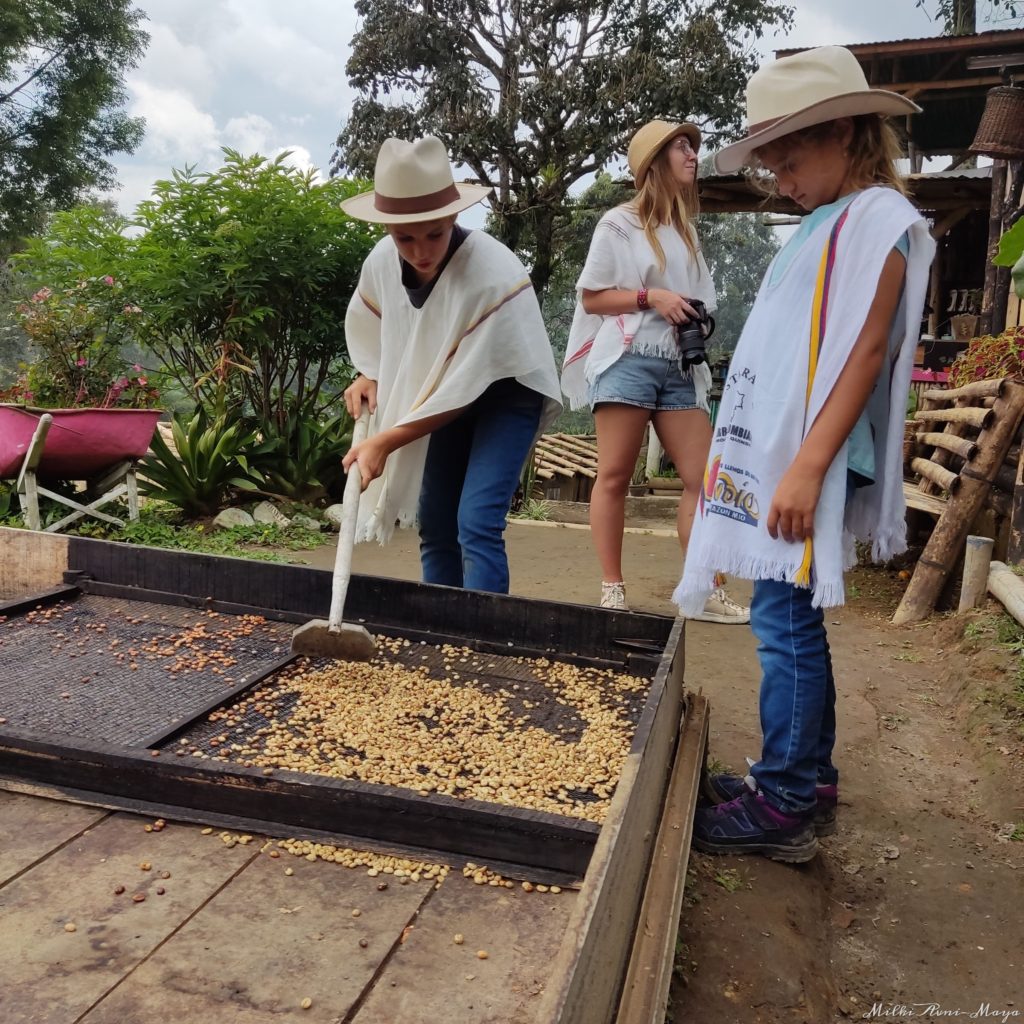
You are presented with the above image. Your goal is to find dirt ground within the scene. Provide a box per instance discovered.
[326,506,1024,1024]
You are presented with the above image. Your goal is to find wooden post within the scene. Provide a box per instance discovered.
[1008,431,1024,565]
[895,381,1024,625]
[15,414,53,532]
[980,160,1008,338]
[126,464,139,520]
[959,535,994,612]
[988,560,1024,629]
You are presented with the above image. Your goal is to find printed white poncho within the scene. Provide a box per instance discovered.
[344,231,562,543]
[674,187,935,613]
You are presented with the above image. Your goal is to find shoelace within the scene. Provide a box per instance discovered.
[712,588,747,613]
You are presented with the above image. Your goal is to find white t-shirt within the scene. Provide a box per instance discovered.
[578,206,716,359]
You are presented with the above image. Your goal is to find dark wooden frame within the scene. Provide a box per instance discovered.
[0,539,681,884]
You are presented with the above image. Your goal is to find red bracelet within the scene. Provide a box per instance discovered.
[637,287,649,310]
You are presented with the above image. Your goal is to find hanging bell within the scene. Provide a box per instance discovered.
[969,84,1024,160]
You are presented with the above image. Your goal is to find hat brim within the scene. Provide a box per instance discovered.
[713,90,921,174]
[633,122,702,188]
[340,182,491,224]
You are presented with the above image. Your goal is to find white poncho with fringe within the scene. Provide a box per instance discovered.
[674,186,935,613]
[560,205,717,411]
[345,231,562,544]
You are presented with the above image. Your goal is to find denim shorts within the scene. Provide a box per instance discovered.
[589,350,700,411]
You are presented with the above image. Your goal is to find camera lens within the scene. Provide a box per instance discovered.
[675,300,713,370]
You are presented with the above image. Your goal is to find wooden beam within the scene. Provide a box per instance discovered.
[0,728,600,878]
[615,694,708,1024]
[536,620,686,1024]
[915,406,993,429]
[919,432,979,461]
[988,560,1024,628]
[895,381,1024,624]
[911,458,960,493]
[922,378,1006,403]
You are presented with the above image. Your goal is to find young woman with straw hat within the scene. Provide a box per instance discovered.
[675,46,936,861]
[560,119,748,623]
[340,136,561,594]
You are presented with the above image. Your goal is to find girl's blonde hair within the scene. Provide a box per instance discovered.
[625,143,700,273]
[752,114,907,197]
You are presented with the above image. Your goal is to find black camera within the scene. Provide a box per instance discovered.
[675,300,715,370]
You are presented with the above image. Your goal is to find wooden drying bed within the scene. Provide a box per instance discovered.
[896,377,1024,624]
[0,528,705,1024]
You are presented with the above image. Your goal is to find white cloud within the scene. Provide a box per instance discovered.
[224,113,275,154]
[136,22,216,101]
[129,80,220,162]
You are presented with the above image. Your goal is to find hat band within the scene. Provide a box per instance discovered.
[374,182,461,215]
[746,115,785,135]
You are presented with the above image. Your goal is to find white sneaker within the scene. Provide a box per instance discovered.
[600,581,628,610]
[689,587,749,624]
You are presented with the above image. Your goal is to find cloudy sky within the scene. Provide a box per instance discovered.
[110,0,1014,214]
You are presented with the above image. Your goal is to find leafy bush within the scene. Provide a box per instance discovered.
[139,411,265,517]
[6,206,160,408]
[127,151,381,426]
[947,327,1024,388]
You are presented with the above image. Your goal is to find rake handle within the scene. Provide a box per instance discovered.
[329,406,370,633]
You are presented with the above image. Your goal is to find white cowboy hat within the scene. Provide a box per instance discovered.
[341,136,491,224]
[714,46,921,174]
[628,119,702,187]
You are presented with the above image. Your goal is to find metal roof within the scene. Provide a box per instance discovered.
[775,29,1024,155]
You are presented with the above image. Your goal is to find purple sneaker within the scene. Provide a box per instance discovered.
[702,772,839,837]
[693,789,818,863]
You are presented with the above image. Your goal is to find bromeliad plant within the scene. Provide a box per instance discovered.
[248,410,354,504]
[139,409,266,518]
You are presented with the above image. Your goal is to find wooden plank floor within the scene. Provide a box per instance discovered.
[0,792,576,1023]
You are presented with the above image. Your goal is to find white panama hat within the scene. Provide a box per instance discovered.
[341,136,491,224]
[714,46,921,174]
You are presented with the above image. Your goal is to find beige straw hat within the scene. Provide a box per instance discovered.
[627,120,702,188]
[714,46,921,174]
[341,136,491,224]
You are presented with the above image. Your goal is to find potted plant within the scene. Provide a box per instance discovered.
[628,452,649,496]
[0,276,162,480]
[648,463,685,495]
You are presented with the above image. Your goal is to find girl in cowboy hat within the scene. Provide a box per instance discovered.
[340,136,561,594]
[561,119,749,623]
[676,46,936,861]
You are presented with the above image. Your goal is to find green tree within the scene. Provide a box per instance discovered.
[0,0,148,253]
[125,152,382,427]
[918,0,1023,34]
[333,0,792,294]
[698,210,779,359]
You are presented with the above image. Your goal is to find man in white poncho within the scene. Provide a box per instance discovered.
[340,137,561,594]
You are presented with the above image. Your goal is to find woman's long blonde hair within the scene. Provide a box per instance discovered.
[626,143,701,274]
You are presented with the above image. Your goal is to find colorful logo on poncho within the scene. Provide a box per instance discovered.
[703,458,760,527]
[700,455,721,517]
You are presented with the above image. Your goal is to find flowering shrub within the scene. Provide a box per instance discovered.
[1,275,160,409]
[947,327,1024,389]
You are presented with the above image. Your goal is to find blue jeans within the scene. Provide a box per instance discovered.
[418,378,543,594]
[748,579,840,816]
